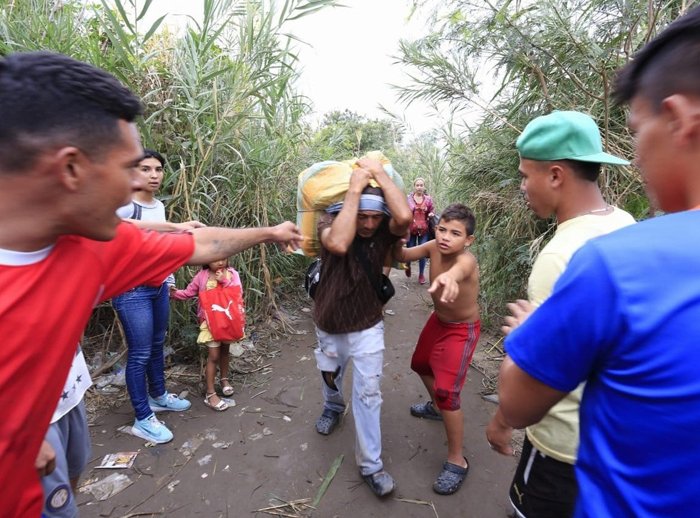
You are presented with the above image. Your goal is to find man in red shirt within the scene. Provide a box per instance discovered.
[0,51,302,517]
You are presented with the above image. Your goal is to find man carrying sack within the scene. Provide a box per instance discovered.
[311,158,411,498]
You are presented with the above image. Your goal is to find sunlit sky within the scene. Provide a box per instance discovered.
[136,0,442,136]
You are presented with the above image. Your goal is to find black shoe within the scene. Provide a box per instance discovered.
[315,408,341,435]
[362,470,395,497]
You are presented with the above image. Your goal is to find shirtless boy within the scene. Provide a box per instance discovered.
[394,203,480,495]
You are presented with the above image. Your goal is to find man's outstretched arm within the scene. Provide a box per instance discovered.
[187,221,302,265]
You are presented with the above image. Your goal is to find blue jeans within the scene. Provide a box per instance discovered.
[314,321,385,476]
[408,233,430,275]
[112,284,170,420]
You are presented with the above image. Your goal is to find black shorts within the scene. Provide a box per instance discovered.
[509,436,577,518]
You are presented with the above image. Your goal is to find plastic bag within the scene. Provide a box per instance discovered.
[81,473,133,501]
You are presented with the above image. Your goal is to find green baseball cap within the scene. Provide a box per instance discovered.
[516,111,629,165]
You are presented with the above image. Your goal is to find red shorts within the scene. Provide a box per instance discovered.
[410,312,480,411]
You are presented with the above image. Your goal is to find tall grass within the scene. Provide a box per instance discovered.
[398,0,694,325]
[0,0,338,347]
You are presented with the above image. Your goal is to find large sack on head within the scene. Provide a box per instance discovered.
[296,150,405,257]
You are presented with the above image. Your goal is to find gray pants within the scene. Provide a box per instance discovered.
[315,321,385,476]
[42,401,90,518]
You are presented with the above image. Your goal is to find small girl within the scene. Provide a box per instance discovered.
[171,259,242,411]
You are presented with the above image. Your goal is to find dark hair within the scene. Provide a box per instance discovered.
[142,149,165,168]
[362,185,383,197]
[439,203,476,235]
[614,6,700,107]
[354,185,390,234]
[0,51,143,173]
[559,159,601,182]
[202,258,229,270]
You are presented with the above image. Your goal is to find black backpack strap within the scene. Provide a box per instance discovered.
[130,202,142,220]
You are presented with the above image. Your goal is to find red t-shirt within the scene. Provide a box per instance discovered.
[0,223,194,518]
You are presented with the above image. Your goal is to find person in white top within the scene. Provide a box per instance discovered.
[112,150,200,444]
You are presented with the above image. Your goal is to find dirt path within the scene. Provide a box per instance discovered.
[77,270,517,517]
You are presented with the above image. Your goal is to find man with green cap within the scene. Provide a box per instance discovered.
[486,110,635,518]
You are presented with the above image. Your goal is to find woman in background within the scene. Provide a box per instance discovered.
[405,177,435,285]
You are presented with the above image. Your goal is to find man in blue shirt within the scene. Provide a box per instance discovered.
[491,6,700,518]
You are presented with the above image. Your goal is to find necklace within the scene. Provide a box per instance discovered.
[575,205,612,218]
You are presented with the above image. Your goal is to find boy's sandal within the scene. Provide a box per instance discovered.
[410,401,443,421]
[204,392,229,412]
[433,458,469,495]
[220,378,234,397]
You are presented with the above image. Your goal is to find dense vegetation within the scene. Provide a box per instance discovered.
[2,0,695,347]
[1,0,332,318]
[0,0,443,354]
[399,0,697,322]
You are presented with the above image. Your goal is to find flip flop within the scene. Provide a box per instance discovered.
[204,392,229,412]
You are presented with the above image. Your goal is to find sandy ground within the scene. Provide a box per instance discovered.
[77,269,517,518]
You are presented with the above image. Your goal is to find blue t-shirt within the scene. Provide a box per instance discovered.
[506,210,700,518]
